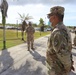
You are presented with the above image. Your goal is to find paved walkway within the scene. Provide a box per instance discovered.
[0,33,76,75]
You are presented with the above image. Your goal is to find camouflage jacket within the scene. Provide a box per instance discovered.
[46,22,72,72]
[26,26,35,40]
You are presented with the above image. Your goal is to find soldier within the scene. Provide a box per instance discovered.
[73,27,76,46]
[26,22,35,51]
[46,6,74,75]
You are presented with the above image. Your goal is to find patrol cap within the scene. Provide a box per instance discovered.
[47,6,65,18]
[28,21,32,26]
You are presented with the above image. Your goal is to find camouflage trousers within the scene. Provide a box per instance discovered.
[48,68,70,75]
[27,39,34,50]
[46,51,71,75]
[47,63,70,75]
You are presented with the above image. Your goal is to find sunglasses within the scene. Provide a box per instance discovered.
[47,13,55,19]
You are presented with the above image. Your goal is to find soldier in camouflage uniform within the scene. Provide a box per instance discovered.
[46,6,74,75]
[73,27,76,46]
[26,22,35,51]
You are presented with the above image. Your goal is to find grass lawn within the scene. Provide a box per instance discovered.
[0,29,50,50]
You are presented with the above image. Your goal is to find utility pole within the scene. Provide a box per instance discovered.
[17,20,18,38]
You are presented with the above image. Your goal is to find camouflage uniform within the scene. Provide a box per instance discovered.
[26,22,35,50]
[74,35,76,46]
[74,27,76,46]
[46,6,74,75]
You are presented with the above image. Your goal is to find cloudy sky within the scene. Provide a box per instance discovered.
[0,0,76,26]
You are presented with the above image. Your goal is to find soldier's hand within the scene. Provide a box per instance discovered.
[71,66,75,71]
[71,61,75,71]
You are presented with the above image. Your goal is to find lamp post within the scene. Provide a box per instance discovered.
[0,0,8,49]
[17,20,18,38]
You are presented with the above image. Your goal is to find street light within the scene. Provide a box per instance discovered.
[0,0,8,49]
[16,20,18,38]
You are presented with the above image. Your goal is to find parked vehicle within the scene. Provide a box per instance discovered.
[47,28,52,31]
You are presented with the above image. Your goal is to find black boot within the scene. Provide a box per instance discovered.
[31,47,35,50]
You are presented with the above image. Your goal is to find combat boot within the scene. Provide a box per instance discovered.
[28,47,30,51]
[31,47,35,50]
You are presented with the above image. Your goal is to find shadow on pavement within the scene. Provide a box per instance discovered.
[29,50,46,65]
[70,71,76,75]
[0,49,47,75]
[72,46,76,50]
[72,52,76,56]
[1,60,47,75]
[12,60,46,75]
[0,49,14,74]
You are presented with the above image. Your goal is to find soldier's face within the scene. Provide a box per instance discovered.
[49,15,55,26]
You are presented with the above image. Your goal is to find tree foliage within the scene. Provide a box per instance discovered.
[39,18,44,25]
[18,13,33,22]
[39,18,44,32]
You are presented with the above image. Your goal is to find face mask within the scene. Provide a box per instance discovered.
[48,21,54,29]
[48,21,52,26]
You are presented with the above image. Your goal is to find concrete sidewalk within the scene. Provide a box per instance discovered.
[0,34,76,75]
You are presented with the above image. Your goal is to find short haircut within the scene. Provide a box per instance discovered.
[55,13,64,21]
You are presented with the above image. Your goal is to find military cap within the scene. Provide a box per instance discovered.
[47,6,65,18]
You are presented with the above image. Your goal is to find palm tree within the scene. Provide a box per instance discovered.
[18,13,33,41]
[39,18,44,32]
[0,0,8,49]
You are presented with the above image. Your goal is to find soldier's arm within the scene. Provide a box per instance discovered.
[52,31,63,53]
[52,30,72,53]
[52,30,75,71]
